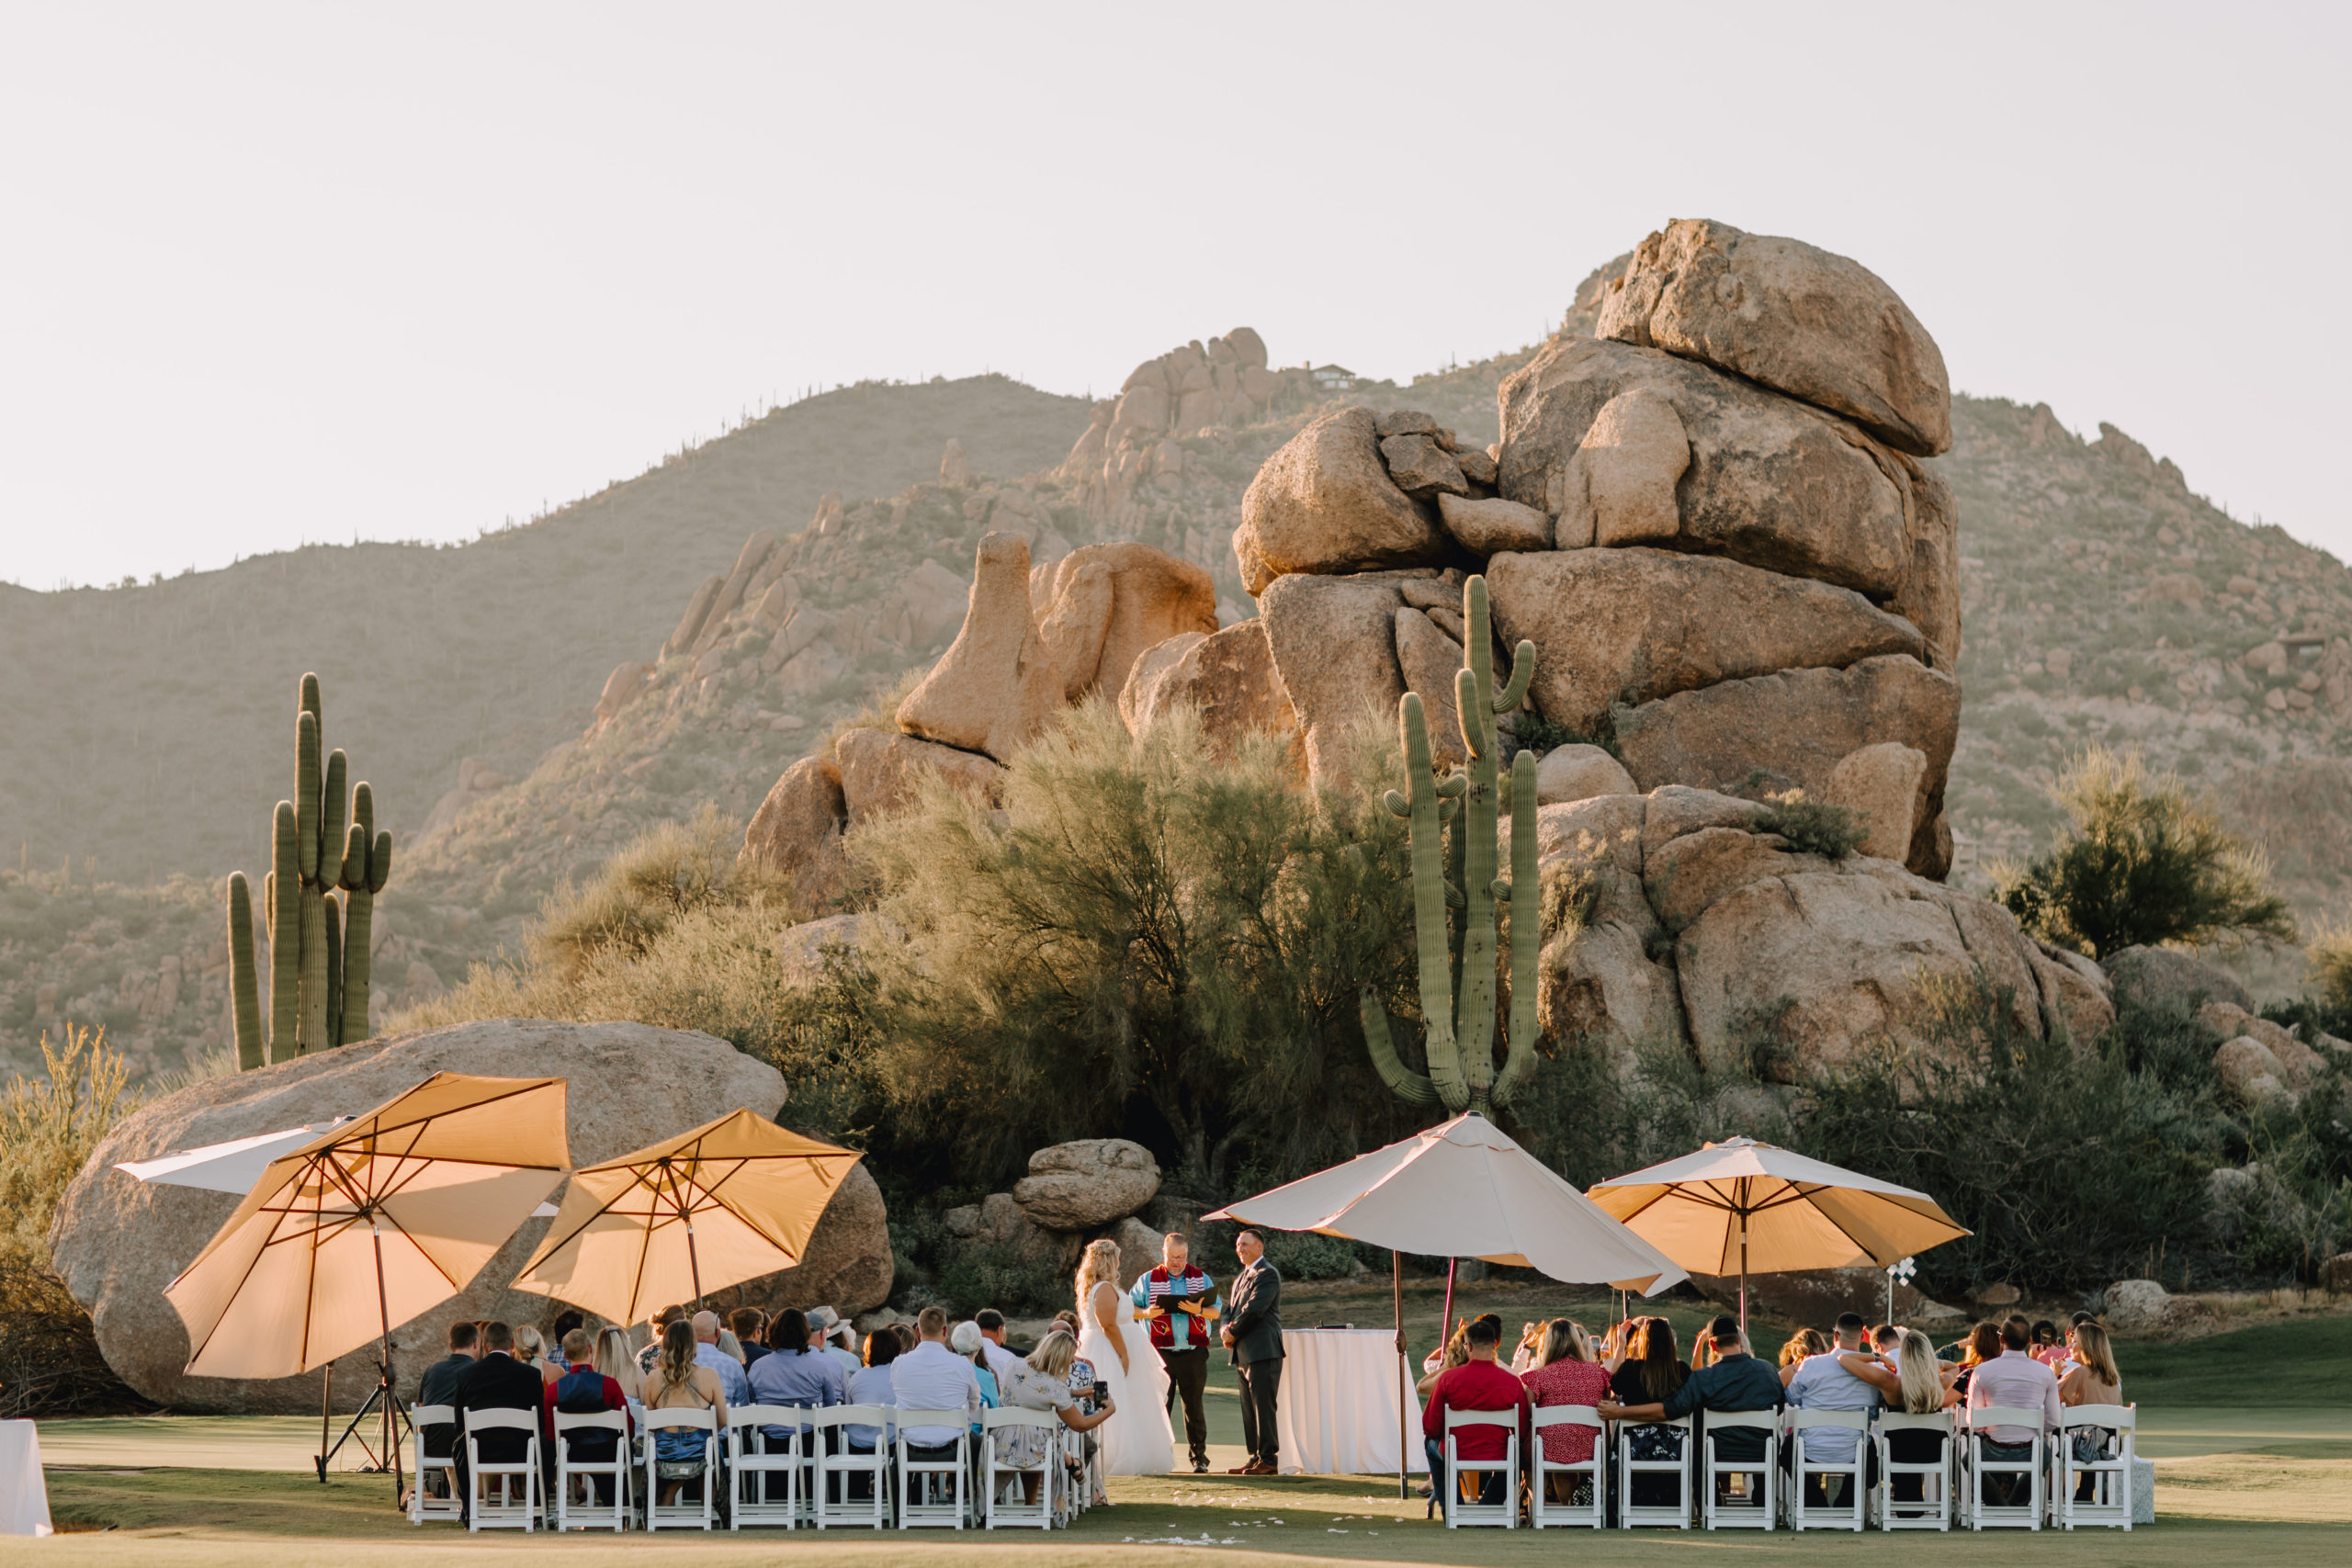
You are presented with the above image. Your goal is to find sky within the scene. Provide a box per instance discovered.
[3,3,2346,590]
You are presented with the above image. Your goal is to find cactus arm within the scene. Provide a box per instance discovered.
[296,710,322,882]
[1495,640,1536,715]
[368,829,392,895]
[340,892,374,1047]
[322,892,344,1051]
[298,881,329,1054]
[1395,694,1469,1112]
[268,801,301,1062]
[1495,747,1543,1107]
[1360,992,1439,1106]
[1454,578,1501,1109]
[320,750,347,892]
[226,874,264,1070]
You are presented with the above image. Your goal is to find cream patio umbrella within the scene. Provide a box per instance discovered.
[512,1108,864,1325]
[162,1072,570,1495]
[1204,1111,1686,1495]
[1587,1136,1970,1327]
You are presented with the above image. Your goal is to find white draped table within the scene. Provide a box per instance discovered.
[1272,1328,1428,1475]
[1,1420,53,1536]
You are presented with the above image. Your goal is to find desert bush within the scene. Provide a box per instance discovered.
[2303,920,2352,1024]
[1996,746,2293,959]
[1754,790,1865,861]
[933,1243,1068,1317]
[0,1026,144,1415]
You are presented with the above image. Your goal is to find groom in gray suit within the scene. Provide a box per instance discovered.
[1220,1228,1284,1474]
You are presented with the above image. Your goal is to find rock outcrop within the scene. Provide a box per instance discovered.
[896,532,1065,761]
[833,728,1008,818]
[1012,1138,1163,1230]
[48,1020,889,1412]
[739,755,848,897]
[1118,620,1299,761]
[1236,408,1451,594]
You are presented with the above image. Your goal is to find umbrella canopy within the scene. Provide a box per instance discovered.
[1204,1111,1686,1294]
[164,1073,569,1379]
[512,1108,864,1324]
[119,1117,356,1192]
[1587,1135,1969,1322]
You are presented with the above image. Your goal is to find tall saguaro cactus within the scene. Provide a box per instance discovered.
[1360,576,1543,1115]
[225,673,394,1068]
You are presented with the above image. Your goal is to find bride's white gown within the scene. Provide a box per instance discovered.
[1078,1281,1175,1474]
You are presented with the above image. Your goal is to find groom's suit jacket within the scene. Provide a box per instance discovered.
[1225,1258,1283,1366]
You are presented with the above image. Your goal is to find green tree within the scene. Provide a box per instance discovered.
[1998,746,2293,960]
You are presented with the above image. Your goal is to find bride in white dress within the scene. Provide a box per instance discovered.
[1075,1238,1175,1475]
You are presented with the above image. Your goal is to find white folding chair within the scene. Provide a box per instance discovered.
[1617,1416,1691,1529]
[1962,1405,2043,1529]
[980,1409,1061,1529]
[641,1406,718,1531]
[1699,1412,1777,1529]
[551,1409,631,1531]
[1785,1410,1868,1530]
[1440,1408,1518,1529]
[1528,1406,1605,1528]
[1874,1411,1955,1530]
[897,1408,974,1529]
[810,1404,892,1529]
[2052,1404,2134,1530]
[407,1404,461,1524]
[462,1408,541,1532]
[728,1404,805,1529]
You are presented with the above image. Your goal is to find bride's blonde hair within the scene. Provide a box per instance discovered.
[1075,1237,1123,1311]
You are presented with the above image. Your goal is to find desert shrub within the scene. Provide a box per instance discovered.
[536,806,753,976]
[0,1026,144,1415]
[1505,712,1614,761]
[2302,921,2352,1025]
[1754,790,1865,861]
[933,1243,1067,1317]
[1996,746,2293,959]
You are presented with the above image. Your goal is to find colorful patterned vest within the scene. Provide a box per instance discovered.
[1139,1263,1215,1350]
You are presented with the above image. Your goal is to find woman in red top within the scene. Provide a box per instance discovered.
[1518,1318,1611,1484]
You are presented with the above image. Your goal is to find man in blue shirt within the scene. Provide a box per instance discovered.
[691,1310,752,1408]
[1131,1232,1221,1473]
[1785,1312,1883,1506]
[1602,1314,1784,1515]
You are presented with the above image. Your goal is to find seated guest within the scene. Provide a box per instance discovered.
[1601,1314,1784,1509]
[1838,1329,1957,1506]
[807,1306,862,1375]
[995,1329,1117,1504]
[1963,1315,2062,1505]
[547,1312,584,1372]
[1520,1318,1611,1503]
[593,1324,640,1403]
[546,1328,629,1503]
[2058,1321,2120,1408]
[640,1319,728,1508]
[892,1321,919,1356]
[690,1310,751,1408]
[1510,1321,1544,1376]
[454,1321,546,1516]
[514,1325,560,1387]
[2030,1319,2064,1366]
[1951,1321,2001,1396]
[890,1307,984,1463]
[747,1307,846,1441]
[975,1308,1026,1390]
[638,1304,687,1374]
[1420,1315,1528,1519]
[842,1329,901,1453]
[1777,1326,1829,1385]
[730,1308,769,1370]
[1415,1317,1473,1399]
[1783,1313,1883,1503]
[416,1321,479,1476]
[952,1321,1003,1407]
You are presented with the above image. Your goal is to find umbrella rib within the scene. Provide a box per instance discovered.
[369,1201,467,1294]
[334,1077,560,1147]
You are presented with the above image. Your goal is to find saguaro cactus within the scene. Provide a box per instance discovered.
[1360,575,1543,1114]
[224,673,395,1067]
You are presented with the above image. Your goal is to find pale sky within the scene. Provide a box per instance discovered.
[4,3,2346,589]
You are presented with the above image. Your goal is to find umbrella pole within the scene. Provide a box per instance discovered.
[687,1222,704,1310]
[1439,1257,1457,1351]
[1392,1250,1406,1501]
[1737,1215,1748,1333]
[373,1217,404,1507]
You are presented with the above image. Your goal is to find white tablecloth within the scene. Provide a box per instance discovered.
[1,1420,52,1536]
[1272,1328,1428,1475]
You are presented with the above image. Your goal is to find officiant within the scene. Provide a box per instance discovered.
[1131,1231,1220,1473]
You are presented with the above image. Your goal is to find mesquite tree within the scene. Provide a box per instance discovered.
[1360,575,1541,1114]
[225,672,393,1068]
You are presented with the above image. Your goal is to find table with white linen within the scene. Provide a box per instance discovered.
[1272,1328,1428,1475]
[1,1420,53,1536]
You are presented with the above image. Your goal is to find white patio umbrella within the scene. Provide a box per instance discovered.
[1204,1111,1687,1494]
[1587,1136,1970,1327]
[119,1120,559,1216]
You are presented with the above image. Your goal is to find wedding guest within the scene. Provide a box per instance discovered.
[1600,1315,1781,1461]
[2059,1322,2120,1408]
[690,1310,750,1407]
[842,1330,901,1454]
[546,1327,628,1503]
[455,1321,552,1517]
[890,1307,983,1456]
[547,1312,584,1372]
[1420,1316,1529,1521]
[1510,1321,1544,1376]
[807,1307,862,1375]
[952,1321,1002,1406]
[1965,1316,2062,1506]
[416,1321,478,1477]
[1417,1317,1476,1398]
[1778,1326,1830,1384]
[514,1325,561,1386]
[1838,1329,1957,1507]
[594,1325,640,1403]
[638,1304,687,1374]
[747,1307,845,1437]
[640,1319,727,1509]
[1608,1317,1688,1408]
[975,1308,1026,1390]
[996,1330,1116,1505]
[1783,1313,1882,1502]
[731,1308,768,1370]
[1951,1321,2002,1397]
[1520,1318,1611,1501]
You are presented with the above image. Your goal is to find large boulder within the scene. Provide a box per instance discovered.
[1594,218,1952,457]
[1535,744,1637,805]
[1611,654,1960,877]
[2100,1279,2172,1332]
[1436,492,1550,556]
[896,531,1063,761]
[739,755,848,897]
[2030,942,2117,1044]
[2101,944,2255,1016]
[1041,543,1219,700]
[1236,408,1450,595]
[1674,859,2049,1081]
[1554,386,1689,549]
[48,1020,890,1412]
[1118,620,1300,761]
[1498,336,1919,598]
[1259,570,1421,790]
[1883,456,1962,671]
[1011,1139,1162,1231]
[1487,547,1924,734]
[834,727,1008,821]
[1821,742,1928,863]
[1036,556,1115,702]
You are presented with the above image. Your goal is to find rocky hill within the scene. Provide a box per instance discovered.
[7,258,2352,1083]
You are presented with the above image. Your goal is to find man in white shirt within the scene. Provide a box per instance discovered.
[1966,1316,2063,1505]
[890,1306,983,1453]
[974,1309,1026,1389]
[1784,1312,1883,1503]
[691,1310,751,1406]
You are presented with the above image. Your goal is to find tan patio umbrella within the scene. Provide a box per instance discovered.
[512,1108,863,1325]
[162,1072,569,1495]
[1587,1135,1970,1327]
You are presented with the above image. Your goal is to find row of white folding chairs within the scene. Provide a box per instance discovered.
[1439,1402,2134,1533]
[409,1401,1091,1531]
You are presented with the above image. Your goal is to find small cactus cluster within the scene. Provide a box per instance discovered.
[1361,576,1542,1114]
[226,673,392,1068]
